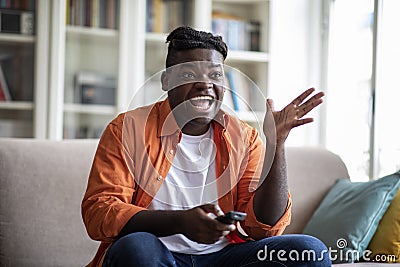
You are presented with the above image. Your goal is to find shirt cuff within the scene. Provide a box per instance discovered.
[244,192,292,238]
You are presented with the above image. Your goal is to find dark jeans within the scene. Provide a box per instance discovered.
[103,232,331,267]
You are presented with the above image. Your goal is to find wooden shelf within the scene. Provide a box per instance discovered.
[0,34,35,43]
[145,32,168,43]
[0,101,34,110]
[145,33,268,63]
[226,50,269,63]
[63,103,117,115]
[66,26,118,42]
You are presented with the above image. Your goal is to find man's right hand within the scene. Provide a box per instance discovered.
[180,204,236,244]
[119,204,235,243]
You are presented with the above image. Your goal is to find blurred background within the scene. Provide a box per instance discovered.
[0,0,398,181]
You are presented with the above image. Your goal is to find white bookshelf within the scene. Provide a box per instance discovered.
[0,0,49,139]
[46,0,144,139]
[0,0,271,139]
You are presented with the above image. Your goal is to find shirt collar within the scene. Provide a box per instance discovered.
[156,99,228,137]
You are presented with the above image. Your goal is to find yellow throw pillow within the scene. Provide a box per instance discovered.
[367,188,400,263]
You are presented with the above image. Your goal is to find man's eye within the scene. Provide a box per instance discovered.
[210,72,223,79]
[181,72,196,79]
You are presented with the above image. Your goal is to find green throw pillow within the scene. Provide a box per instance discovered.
[303,171,400,264]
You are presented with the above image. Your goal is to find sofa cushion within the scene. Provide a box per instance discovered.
[0,139,99,267]
[367,187,400,262]
[303,171,400,264]
[284,147,350,234]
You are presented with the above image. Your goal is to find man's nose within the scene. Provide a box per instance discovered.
[194,81,213,90]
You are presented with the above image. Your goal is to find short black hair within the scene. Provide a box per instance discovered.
[165,26,228,68]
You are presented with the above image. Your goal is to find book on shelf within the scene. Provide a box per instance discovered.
[221,73,235,113]
[66,0,119,29]
[212,11,261,52]
[146,0,192,33]
[248,20,260,52]
[0,64,12,101]
[225,70,250,112]
[0,50,34,101]
[0,0,35,11]
[74,71,116,105]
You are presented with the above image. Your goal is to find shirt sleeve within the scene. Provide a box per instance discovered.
[243,193,292,238]
[236,127,292,239]
[81,115,146,242]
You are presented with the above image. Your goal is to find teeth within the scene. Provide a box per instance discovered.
[189,96,214,110]
[191,96,213,100]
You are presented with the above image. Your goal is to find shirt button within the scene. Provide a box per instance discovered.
[157,176,162,181]
[169,149,174,155]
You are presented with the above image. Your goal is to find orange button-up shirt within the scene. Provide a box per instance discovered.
[81,99,291,267]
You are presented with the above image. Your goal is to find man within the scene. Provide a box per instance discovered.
[82,26,330,266]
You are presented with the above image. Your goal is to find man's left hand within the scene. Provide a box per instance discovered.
[263,88,324,145]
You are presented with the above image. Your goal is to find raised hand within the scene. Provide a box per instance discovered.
[181,204,235,244]
[263,88,324,145]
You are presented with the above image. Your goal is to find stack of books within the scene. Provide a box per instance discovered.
[146,0,192,33]
[66,0,119,29]
[212,11,260,51]
[0,64,12,101]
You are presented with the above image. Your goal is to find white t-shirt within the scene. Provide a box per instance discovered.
[148,126,230,254]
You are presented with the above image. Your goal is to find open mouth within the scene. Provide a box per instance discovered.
[188,96,215,111]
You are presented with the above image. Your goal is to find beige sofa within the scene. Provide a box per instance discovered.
[0,138,398,266]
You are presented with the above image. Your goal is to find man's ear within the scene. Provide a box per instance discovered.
[161,71,169,91]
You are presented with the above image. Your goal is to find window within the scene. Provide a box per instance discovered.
[375,0,400,178]
[325,0,399,181]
